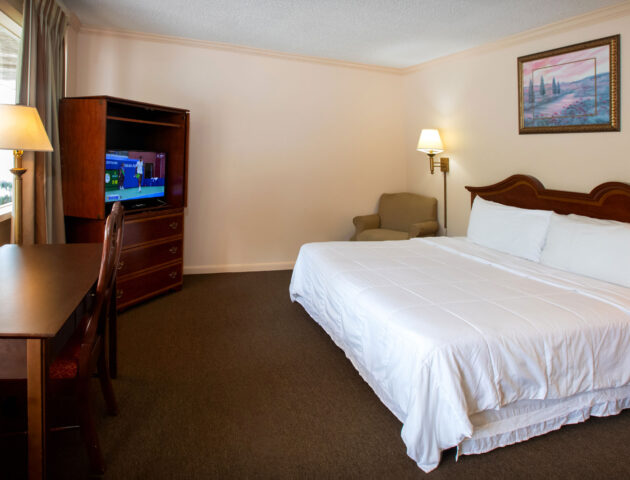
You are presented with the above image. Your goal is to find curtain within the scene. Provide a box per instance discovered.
[16,0,68,244]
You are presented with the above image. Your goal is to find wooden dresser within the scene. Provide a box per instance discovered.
[116,207,184,309]
[60,96,189,310]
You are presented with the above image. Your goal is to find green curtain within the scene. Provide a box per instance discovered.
[17,0,68,244]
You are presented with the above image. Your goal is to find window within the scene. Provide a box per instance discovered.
[0,5,21,211]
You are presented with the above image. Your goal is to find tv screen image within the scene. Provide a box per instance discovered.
[105,150,166,204]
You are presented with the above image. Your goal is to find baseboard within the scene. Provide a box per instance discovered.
[184,261,295,275]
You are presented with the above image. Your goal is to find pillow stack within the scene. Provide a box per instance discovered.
[467,196,630,288]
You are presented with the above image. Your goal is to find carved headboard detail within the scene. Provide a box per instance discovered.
[465,174,630,223]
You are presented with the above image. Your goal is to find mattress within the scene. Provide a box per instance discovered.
[289,237,630,472]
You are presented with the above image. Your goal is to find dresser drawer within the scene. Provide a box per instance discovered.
[118,239,182,276]
[116,262,182,308]
[123,212,183,247]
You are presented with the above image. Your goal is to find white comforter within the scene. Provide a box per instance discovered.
[289,237,630,472]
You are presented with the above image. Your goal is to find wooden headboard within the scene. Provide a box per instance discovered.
[465,175,630,223]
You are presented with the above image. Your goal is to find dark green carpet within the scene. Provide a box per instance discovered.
[4,271,630,478]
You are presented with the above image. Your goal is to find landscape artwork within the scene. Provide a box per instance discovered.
[518,35,619,133]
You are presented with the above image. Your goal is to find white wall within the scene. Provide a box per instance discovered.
[70,31,407,272]
[403,9,630,236]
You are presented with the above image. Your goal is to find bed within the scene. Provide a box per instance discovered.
[289,175,630,472]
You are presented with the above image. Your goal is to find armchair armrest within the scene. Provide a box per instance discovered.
[351,213,380,240]
[409,220,439,238]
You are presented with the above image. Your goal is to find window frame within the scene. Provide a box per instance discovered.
[0,2,22,218]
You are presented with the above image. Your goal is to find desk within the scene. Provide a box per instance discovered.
[0,243,102,479]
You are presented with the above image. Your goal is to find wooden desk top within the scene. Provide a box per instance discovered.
[0,243,102,338]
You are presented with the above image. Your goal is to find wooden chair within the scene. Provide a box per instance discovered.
[48,201,124,473]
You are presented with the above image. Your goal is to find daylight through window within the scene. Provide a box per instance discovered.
[0,8,21,207]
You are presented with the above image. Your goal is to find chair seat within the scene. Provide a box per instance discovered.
[355,228,409,241]
[49,333,81,380]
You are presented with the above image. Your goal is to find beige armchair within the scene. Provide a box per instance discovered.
[351,193,438,241]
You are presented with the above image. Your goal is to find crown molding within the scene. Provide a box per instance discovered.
[67,11,81,31]
[56,0,81,31]
[78,25,403,75]
[401,2,630,74]
[75,2,630,76]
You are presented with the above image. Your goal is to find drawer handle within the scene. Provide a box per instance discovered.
[116,289,124,299]
[169,246,178,254]
[117,260,124,270]
[169,221,179,230]
[168,271,178,279]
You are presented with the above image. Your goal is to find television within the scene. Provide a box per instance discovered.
[105,150,166,207]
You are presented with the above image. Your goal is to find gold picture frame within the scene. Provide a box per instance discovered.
[518,35,619,134]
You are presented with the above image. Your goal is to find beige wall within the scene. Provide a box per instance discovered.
[68,6,630,270]
[403,10,630,236]
[70,31,407,272]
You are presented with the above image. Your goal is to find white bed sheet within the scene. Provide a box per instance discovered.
[289,237,630,472]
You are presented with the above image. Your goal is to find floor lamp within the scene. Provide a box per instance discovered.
[417,128,449,235]
[0,105,53,244]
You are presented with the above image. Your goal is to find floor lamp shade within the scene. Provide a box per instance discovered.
[0,104,53,244]
[0,105,53,151]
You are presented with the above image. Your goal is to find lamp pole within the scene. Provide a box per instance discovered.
[417,129,449,236]
[443,166,447,236]
[10,149,26,244]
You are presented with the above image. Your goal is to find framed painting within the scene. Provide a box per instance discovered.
[518,35,619,134]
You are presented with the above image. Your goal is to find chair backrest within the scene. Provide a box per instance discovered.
[378,193,437,232]
[78,202,124,374]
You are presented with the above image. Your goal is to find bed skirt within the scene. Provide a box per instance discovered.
[460,386,630,457]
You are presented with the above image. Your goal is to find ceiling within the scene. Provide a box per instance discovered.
[63,0,626,68]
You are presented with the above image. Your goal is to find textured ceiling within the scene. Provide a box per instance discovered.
[64,0,626,68]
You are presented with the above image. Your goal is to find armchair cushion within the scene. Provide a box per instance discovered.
[355,229,410,241]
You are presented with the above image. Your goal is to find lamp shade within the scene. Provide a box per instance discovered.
[416,128,444,154]
[0,104,53,152]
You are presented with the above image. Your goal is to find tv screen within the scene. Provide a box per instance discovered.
[105,150,166,204]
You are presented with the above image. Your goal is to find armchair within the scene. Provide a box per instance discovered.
[351,193,438,241]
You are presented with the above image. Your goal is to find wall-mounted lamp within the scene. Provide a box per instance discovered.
[417,128,448,174]
[417,128,449,235]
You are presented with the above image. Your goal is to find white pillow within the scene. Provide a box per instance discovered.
[540,213,630,287]
[568,213,625,226]
[466,196,552,262]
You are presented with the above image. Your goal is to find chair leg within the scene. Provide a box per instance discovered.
[97,353,118,416]
[76,381,106,474]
